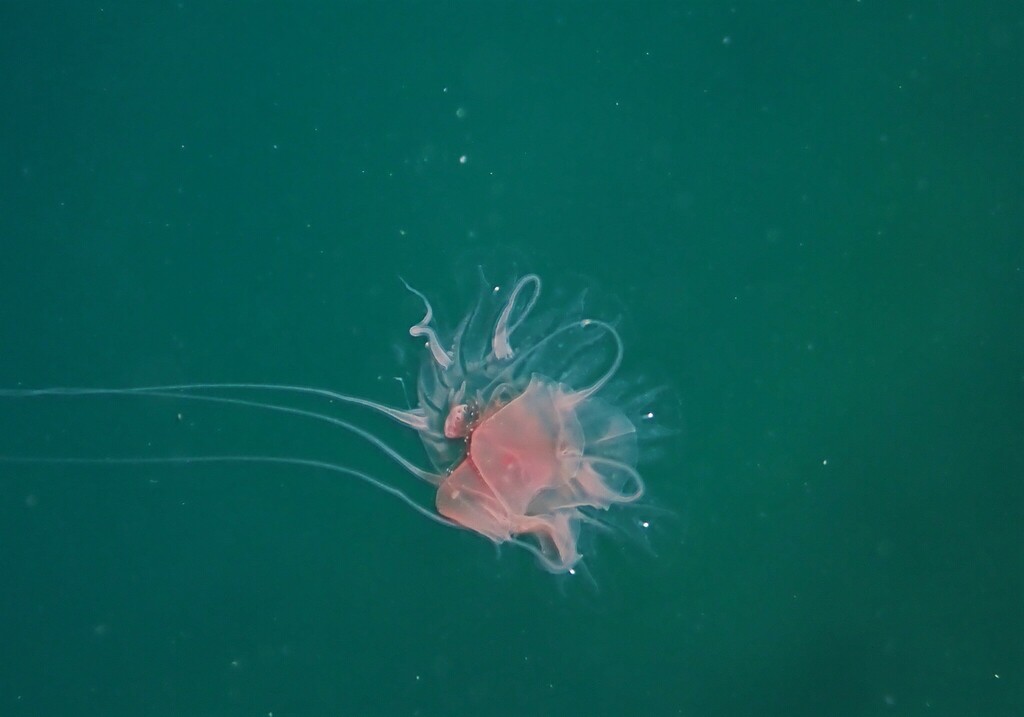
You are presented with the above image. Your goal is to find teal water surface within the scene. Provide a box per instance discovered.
[0,3,1021,716]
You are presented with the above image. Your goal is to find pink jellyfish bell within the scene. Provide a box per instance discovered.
[402,274,646,573]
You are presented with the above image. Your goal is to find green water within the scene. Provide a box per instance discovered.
[0,3,1020,716]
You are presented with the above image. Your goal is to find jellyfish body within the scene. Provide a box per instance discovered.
[0,273,649,574]
[403,274,644,572]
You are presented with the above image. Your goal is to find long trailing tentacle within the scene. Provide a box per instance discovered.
[0,382,428,431]
[0,454,457,528]
[0,386,442,485]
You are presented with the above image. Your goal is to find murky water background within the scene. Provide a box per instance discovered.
[0,3,1020,715]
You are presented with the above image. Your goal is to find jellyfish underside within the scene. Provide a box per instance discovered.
[405,272,645,572]
[0,273,646,573]
[437,375,642,572]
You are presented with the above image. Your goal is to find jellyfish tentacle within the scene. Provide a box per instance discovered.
[479,320,581,395]
[574,319,623,400]
[0,454,457,528]
[0,387,442,485]
[0,383,429,431]
[491,274,541,360]
[581,455,645,502]
[401,278,454,370]
[487,317,622,402]
[151,390,441,485]
[507,535,574,573]
[451,282,488,376]
[504,274,541,338]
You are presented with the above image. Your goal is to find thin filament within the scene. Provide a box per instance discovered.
[480,317,622,401]
[401,279,453,370]
[491,274,541,360]
[0,386,441,485]
[1,454,457,529]
[0,382,428,431]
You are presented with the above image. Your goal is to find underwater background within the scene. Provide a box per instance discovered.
[0,2,1020,716]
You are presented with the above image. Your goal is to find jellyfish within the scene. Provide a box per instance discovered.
[1,273,660,573]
